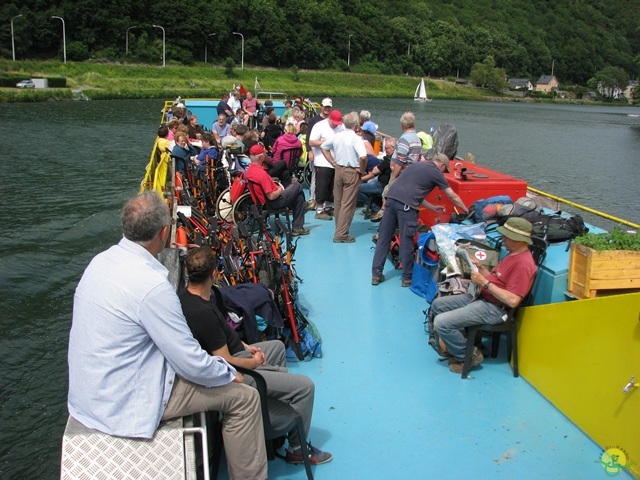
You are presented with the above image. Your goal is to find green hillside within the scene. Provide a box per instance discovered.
[2,0,639,84]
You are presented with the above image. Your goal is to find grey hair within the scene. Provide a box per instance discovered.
[400,112,415,129]
[121,191,170,244]
[344,111,360,129]
[386,137,397,148]
[359,110,371,121]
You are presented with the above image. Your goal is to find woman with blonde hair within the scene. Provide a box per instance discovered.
[271,123,303,169]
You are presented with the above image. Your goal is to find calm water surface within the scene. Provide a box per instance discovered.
[0,98,638,479]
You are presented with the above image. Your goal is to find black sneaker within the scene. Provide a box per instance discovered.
[286,442,333,465]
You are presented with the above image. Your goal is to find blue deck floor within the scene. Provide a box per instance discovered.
[220,207,617,480]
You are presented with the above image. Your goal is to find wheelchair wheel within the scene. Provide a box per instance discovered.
[231,191,255,226]
[215,187,234,222]
[303,161,313,187]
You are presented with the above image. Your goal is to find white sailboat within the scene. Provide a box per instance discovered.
[414,78,431,102]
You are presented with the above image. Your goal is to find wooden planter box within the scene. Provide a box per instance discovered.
[567,243,640,299]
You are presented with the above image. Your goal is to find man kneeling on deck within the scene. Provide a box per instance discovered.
[430,217,537,374]
[179,247,333,465]
[68,192,267,480]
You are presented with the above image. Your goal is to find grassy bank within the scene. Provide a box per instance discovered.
[0,60,494,102]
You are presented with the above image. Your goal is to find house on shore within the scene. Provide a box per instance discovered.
[508,78,534,91]
[623,80,638,101]
[535,75,559,93]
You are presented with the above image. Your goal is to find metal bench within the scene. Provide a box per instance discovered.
[60,413,210,480]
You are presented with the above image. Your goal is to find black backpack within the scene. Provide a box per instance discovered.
[528,213,589,243]
[497,199,588,243]
[424,124,458,160]
[501,211,587,243]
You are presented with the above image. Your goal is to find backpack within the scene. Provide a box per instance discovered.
[528,212,589,243]
[424,124,458,160]
[424,277,474,357]
[283,303,323,362]
[229,172,247,203]
[409,232,439,301]
[497,197,538,222]
[454,239,500,277]
[471,195,513,223]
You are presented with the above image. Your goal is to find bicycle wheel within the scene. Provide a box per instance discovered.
[231,191,255,226]
[303,161,313,187]
[216,187,234,222]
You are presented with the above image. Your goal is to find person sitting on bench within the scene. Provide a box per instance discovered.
[179,247,333,465]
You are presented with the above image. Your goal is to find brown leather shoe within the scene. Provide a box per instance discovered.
[333,236,355,243]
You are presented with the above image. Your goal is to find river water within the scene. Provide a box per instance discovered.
[0,98,638,479]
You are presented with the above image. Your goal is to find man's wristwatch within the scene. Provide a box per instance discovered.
[483,281,492,291]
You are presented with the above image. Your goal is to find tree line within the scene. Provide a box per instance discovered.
[2,0,639,86]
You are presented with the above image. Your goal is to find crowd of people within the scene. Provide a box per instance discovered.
[165,93,539,379]
[67,92,540,479]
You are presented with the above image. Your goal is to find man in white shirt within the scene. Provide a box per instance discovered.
[308,109,345,220]
[321,111,367,243]
[68,191,267,480]
[228,91,242,118]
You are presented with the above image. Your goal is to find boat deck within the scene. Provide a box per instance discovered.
[216,207,620,479]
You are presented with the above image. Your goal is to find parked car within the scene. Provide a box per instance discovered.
[16,79,35,89]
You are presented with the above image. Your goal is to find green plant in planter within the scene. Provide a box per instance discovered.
[574,227,640,251]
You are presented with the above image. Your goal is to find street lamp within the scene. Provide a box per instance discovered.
[348,34,353,67]
[204,33,216,63]
[551,59,555,77]
[51,16,66,64]
[126,25,137,55]
[408,42,411,56]
[152,24,165,67]
[11,14,23,62]
[233,32,244,70]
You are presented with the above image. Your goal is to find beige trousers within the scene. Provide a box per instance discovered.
[333,166,361,240]
[162,376,267,480]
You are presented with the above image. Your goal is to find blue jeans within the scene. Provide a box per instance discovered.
[357,177,383,206]
[269,181,306,228]
[371,198,419,282]
[430,294,507,361]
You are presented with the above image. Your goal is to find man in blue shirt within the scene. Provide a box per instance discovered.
[371,154,468,287]
[68,191,267,480]
[369,112,423,222]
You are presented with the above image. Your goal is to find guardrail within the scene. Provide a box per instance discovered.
[527,186,639,230]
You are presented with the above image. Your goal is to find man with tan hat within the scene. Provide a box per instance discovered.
[430,217,538,374]
[371,153,468,286]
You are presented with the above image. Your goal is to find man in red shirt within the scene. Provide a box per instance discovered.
[245,145,310,236]
[242,91,260,128]
[429,217,538,374]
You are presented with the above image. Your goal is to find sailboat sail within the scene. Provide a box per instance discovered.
[414,78,430,102]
